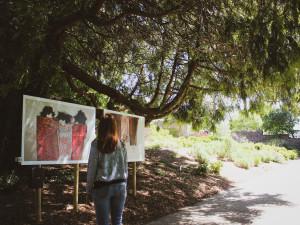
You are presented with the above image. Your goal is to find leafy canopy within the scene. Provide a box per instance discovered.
[1,0,299,123]
[0,0,299,170]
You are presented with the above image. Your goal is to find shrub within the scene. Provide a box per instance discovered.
[209,161,223,174]
[253,155,262,167]
[234,157,251,169]
[0,170,20,192]
[280,149,298,160]
[146,125,297,172]
[262,110,298,136]
[230,113,262,132]
[193,163,209,175]
[194,150,210,164]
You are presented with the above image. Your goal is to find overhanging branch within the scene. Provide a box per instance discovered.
[63,72,98,107]
[62,59,196,121]
[62,60,148,114]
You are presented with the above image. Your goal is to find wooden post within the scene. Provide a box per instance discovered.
[133,162,136,196]
[36,165,42,223]
[73,163,80,212]
[37,186,42,223]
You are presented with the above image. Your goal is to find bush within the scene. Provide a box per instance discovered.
[209,161,223,174]
[194,149,210,164]
[230,113,262,132]
[193,163,209,176]
[146,125,297,172]
[262,110,298,136]
[0,170,20,192]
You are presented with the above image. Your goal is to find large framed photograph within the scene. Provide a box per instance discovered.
[103,109,145,162]
[21,95,96,165]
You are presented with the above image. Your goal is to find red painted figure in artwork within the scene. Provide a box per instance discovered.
[71,110,87,160]
[72,124,87,160]
[56,112,73,160]
[36,106,59,160]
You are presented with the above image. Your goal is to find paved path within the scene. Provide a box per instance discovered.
[147,159,300,225]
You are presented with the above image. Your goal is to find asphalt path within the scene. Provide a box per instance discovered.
[147,159,300,225]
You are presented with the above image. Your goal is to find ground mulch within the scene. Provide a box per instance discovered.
[0,148,231,225]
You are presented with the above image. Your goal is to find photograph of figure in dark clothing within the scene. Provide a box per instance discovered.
[106,113,139,147]
[103,110,145,162]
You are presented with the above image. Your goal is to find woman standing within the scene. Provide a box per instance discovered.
[87,115,128,225]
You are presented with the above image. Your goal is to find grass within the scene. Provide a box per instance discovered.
[146,125,299,171]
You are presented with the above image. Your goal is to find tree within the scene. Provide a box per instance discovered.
[0,0,299,170]
[230,113,262,132]
[262,110,298,136]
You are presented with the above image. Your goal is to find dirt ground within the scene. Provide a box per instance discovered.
[0,148,230,225]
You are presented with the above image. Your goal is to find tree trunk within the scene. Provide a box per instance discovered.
[0,91,23,172]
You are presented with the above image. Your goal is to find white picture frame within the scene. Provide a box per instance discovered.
[21,95,96,165]
[103,109,145,162]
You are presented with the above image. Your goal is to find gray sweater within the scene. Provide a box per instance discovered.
[86,140,128,194]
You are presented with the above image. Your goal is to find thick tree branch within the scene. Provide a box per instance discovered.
[49,11,83,38]
[47,0,105,43]
[62,59,150,115]
[161,50,179,105]
[128,81,139,98]
[62,59,196,122]
[146,54,165,107]
[63,72,98,107]
[160,60,196,111]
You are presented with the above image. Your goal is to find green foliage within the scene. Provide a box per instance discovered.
[209,161,223,174]
[155,168,167,177]
[1,0,300,170]
[145,125,178,149]
[173,93,234,132]
[262,110,298,136]
[146,126,298,171]
[45,169,74,184]
[5,0,297,118]
[230,113,262,132]
[193,163,209,176]
[0,170,19,191]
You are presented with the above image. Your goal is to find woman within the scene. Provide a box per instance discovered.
[87,115,128,225]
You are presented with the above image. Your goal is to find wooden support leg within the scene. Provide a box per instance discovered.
[133,162,136,197]
[73,164,79,212]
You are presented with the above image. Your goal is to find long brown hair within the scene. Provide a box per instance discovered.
[97,115,119,153]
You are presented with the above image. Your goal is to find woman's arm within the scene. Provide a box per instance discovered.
[86,142,97,194]
[122,142,128,179]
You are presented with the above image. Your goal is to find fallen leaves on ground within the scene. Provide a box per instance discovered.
[0,148,230,225]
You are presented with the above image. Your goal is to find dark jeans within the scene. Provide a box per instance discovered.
[92,182,127,225]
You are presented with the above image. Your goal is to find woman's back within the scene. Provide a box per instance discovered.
[87,140,128,193]
[95,140,128,182]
